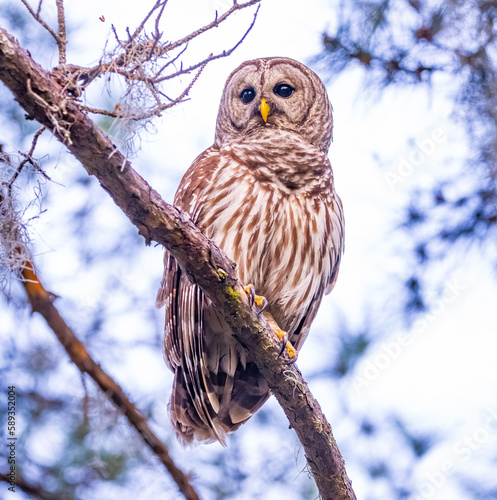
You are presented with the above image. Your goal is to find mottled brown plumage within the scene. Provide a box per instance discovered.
[157,57,344,445]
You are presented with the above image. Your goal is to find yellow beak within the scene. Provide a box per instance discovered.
[260,98,270,123]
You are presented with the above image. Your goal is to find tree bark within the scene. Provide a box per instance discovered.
[0,26,356,500]
[18,259,200,500]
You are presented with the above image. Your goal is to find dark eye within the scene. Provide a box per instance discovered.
[240,87,256,104]
[273,83,294,98]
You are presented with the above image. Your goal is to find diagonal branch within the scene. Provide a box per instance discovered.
[0,471,74,500]
[16,256,200,500]
[0,26,356,500]
[19,0,59,44]
[156,0,260,55]
[156,9,259,84]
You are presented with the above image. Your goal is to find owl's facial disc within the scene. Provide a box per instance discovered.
[214,58,333,152]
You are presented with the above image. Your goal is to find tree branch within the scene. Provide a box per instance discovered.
[48,1,261,120]
[160,0,260,54]
[16,256,200,500]
[19,0,59,44]
[0,471,74,500]
[55,0,67,64]
[0,27,356,500]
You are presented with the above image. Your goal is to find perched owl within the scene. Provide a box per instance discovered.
[157,57,344,446]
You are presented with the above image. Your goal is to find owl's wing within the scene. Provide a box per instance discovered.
[156,149,225,443]
[156,149,269,445]
[157,250,227,443]
[325,194,345,295]
[291,194,345,352]
[156,148,214,368]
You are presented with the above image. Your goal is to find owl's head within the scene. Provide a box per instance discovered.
[214,57,333,153]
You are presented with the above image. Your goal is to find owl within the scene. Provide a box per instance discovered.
[157,57,344,446]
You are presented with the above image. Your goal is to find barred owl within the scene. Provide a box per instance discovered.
[157,57,344,445]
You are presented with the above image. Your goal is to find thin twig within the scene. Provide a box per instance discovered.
[65,1,259,121]
[162,61,206,107]
[130,0,165,40]
[78,104,124,118]
[35,0,44,18]
[152,43,188,81]
[19,0,59,43]
[79,62,206,120]
[157,9,259,83]
[154,0,168,39]
[161,0,260,54]
[0,472,73,500]
[147,31,162,62]
[18,256,201,500]
[6,127,45,193]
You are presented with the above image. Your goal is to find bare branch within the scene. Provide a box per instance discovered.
[48,0,260,128]
[78,104,124,118]
[161,0,260,54]
[35,0,44,18]
[156,10,258,84]
[6,127,46,192]
[55,0,67,64]
[19,0,59,43]
[0,472,73,500]
[16,256,201,500]
[0,27,357,500]
[130,0,168,40]
[72,58,206,120]
[153,1,168,39]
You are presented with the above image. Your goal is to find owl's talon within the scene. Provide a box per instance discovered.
[274,328,298,361]
[255,295,268,310]
[244,284,267,311]
[284,342,298,363]
[244,284,256,305]
[274,328,288,353]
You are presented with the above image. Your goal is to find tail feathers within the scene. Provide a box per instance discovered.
[170,367,227,446]
[169,362,270,446]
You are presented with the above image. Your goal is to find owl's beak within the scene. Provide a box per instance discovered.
[260,98,270,123]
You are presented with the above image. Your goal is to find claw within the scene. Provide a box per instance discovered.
[243,291,298,361]
[254,295,268,310]
[244,284,267,311]
[274,328,298,362]
[274,328,288,352]
[284,342,298,363]
[244,284,256,306]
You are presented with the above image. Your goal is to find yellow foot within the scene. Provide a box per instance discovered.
[244,284,268,310]
[274,328,298,361]
[243,287,298,362]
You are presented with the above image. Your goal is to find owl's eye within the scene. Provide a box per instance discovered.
[240,87,256,104]
[273,83,295,98]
